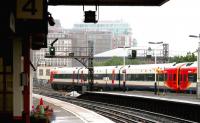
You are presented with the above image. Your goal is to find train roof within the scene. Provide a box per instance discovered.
[164,62,188,69]
[180,61,197,69]
[48,62,197,74]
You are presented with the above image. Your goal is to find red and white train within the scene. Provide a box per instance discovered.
[36,61,197,92]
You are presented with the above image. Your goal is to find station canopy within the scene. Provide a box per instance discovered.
[48,0,169,6]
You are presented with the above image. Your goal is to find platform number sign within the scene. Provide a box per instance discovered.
[16,0,44,19]
[22,0,37,15]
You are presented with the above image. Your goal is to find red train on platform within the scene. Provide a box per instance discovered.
[36,62,197,93]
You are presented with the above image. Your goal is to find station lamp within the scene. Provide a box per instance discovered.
[83,3,99,23]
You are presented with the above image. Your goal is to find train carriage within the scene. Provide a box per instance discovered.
[38,61,198,93]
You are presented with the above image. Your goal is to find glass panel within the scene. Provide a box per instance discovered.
[46,69,50,76]
[6,94,13,112]
[0,58,3,72]
[0,94,3,111]
[0,75,3,91]
[6,74,12,92]
[39,69,43,76]
[184,74,187,81]
[158,74,164,81]
[165,74,167,81]
[6,66,12,73]
[188,73,197,82]
[173,74,177,81]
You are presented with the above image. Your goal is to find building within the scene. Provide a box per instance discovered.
[69,20,136,67]
[67,30,112,54]
[73,20,135,49]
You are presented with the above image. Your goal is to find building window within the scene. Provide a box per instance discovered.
[46,69,50,76]
[39,69,43,76]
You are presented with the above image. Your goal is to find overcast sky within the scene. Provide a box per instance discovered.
[48,0,200,56]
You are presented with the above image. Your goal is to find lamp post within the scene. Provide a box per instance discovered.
[123,45,126,66]
[189,34,200,99]
[148,41,163,95]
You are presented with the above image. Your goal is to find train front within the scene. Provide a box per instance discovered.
[164,62,197,91]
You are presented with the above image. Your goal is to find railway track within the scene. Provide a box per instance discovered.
[33,87,196,123]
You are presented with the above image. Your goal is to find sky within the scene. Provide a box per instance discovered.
[48,0,200,56]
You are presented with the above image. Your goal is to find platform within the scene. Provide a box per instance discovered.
[78,91,200,122]
[33,94,114,123]
[107,91,200,104]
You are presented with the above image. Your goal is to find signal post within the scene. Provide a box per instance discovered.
[46,40,94,91]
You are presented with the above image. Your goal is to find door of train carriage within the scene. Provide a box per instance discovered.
[180,65,197,91]
[164,67,179,91]
[165,63,187,91]
[179,68,189,91]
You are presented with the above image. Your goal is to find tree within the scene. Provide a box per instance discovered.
[170,52,197,63]
[94,56,146,66]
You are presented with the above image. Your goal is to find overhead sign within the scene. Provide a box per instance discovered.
[16,0,48,34]
[16,0,48,50]
[16,0,43,19]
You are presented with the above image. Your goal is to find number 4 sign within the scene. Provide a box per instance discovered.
[16,0,44,20]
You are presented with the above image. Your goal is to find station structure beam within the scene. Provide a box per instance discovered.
[48,0,169,6]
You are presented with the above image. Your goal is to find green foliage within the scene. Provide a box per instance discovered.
[170,52,197,63]
[94,56,146,66]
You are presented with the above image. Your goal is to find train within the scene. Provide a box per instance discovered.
[35,61,197,93]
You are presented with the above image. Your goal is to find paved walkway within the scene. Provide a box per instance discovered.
[33,94,115,123]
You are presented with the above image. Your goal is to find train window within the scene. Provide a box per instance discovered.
[116,74,120,80]
[188,73,197,82]
[126,74,131,81]
[94,74,105,79]
[169,74,172,81]
[183,74,187,81]
[186,62,193,66]
[157,74,164,81]
[58,74,61,78]
[169,74,175,81]
[84,74,88,79]
[107,74,112,80]
[61,74,65,78]
[39,69,43,76]
[63,74,67,78]
[179,74,182,81]
[53,74,71,79]
[46,69,50,76]
[147,74,154,81]
[164,74,167,81]
[144,74,147,81]
[93,74,98,79]
[173,74,176,81]
[53,74,58,78]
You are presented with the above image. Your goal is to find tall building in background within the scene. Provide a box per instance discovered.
[32,20,72,67]
[73,20,135,49]
[67,30,112,54]
[69,20,136,67]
